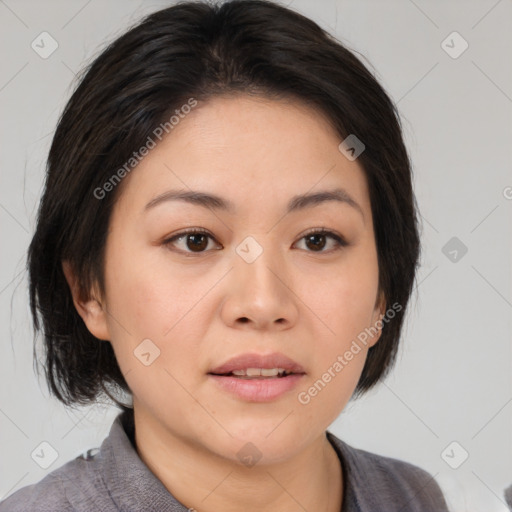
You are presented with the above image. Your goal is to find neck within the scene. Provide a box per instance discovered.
[132,408,343,512]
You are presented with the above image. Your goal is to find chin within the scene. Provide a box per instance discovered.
[225,424,307,460]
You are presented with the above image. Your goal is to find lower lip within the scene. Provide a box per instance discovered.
[208,374,305,402]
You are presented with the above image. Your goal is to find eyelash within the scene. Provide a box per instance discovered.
[161,227,348,256]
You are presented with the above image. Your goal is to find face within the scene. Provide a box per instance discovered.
[69,94,385,465]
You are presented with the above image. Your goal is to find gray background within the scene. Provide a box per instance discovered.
[1,0,511,510]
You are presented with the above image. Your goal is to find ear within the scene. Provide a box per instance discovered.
[368,289,386,348]
[61,260,111,341]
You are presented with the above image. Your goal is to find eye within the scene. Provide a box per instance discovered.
[162,228,220,255]
[294,228,347,253]
[162,227,347,256]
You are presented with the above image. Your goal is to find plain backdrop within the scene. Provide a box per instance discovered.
[1,1,511,510]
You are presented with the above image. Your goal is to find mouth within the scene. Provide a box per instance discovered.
[207,353,306,402]
[209,352,305,375]
[209,368,299,379]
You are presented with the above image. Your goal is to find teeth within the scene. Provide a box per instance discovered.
[231,368,287,377]
[261,368,280,377]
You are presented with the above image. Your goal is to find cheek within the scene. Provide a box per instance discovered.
[104,238,190,336]
[302,247,379,396]
[311,268,379,344]
[103,241,211,376]
[103,251,203,408]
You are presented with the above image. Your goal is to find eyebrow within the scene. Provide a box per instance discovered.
[144,187,364,220]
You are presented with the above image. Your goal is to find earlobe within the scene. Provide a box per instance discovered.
[61,260,111,341]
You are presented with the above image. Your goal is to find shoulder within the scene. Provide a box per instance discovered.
[0,470,70,512]
[0,449,108,512]
[327,432,449,511]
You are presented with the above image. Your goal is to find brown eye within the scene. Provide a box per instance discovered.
[163,229,220,254]
[304,233,327,251]
[295,229,347,253]
[183,233,209,252]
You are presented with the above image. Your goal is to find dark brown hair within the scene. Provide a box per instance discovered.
[28,0,421,409]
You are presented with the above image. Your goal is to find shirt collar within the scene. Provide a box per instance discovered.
[100,407,189,511]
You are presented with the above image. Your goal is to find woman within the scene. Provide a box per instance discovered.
[0,1,449,510]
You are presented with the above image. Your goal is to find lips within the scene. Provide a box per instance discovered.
[208,352,306,377]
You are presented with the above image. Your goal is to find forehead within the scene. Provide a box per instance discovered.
[113,94,371,220]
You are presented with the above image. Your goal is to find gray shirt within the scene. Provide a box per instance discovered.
[0,408,449,511]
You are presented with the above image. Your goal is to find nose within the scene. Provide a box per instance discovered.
[220,244,299,331]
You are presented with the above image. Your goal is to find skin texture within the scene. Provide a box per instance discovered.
[63,94,385,512]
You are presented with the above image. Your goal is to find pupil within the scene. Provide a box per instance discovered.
[306,234,325,251]
[187,234,208,251]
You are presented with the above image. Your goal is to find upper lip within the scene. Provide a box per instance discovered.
[208,352,306,375]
